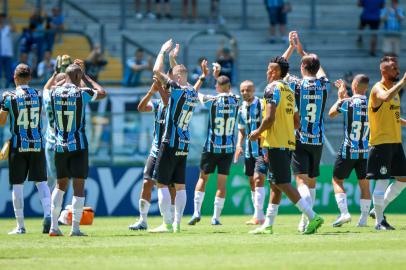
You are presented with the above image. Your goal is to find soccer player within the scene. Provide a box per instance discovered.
[328,76,371,227]
[150,39,207,233]
[43,72,66,190]
[128,79,169,230]
[284,32,330,232]
[188,75,240,226]
[248,57,324,235]
[234,80,268,225]
[0,64,52,234]
[48,64,107,237]
[367,56,406,230]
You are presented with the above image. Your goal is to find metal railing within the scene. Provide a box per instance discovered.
[59,0,105,52]
[121,34,157,79]
[183,29,239,83]
[1,0,8,14]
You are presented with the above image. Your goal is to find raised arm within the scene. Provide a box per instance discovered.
[153,39,173,85]
[138,81,160,112]
[44,72,57,90]
[371,72,406,108]
[401,118,406,127]
[329,79,348,118]
[281,31,297,61]
[169,43,179,68]
[193,59,209,91]
[83,74,107,100]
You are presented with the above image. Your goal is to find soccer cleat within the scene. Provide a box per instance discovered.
[149,223,173,233]
[249,225,273,235]
[245,218,265,225]
[49,228,64,237]
[69,230,88,237]
[188,215,201,225]
[297,214,308,233]
[303,215,324,235]
[173,224,181,233]
[332,213,352,227]
[357,214,369,227]
[128,221,148,231]
[42,216,51,234]
[8,227,26,235]
[211,218,222,226]
[375,219,395,231]
[369,208,387,221]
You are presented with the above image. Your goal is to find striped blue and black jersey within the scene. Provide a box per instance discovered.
[238,96,265,158]
[200,93,240,154]
[50,83,97,153]
[1,86,44,152]
[163,80,199,152]
[43,88,56,146]
[337,95,369,159]
[287,75,329,145]
[149,99,167,158]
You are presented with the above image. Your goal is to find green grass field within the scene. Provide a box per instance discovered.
[1,215,406,270]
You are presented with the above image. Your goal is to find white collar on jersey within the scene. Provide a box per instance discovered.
[352,94,367,98]
[217,92,233,97]
[16,85,29,89]
[303,76,317,80]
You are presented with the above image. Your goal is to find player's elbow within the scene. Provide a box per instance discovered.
[97,89,107,100]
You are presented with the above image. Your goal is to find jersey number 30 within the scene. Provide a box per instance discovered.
[214,117,235,136]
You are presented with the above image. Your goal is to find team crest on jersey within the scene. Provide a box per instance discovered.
[380,166,388,175]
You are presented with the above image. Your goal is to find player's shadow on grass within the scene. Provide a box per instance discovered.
[317,231,361,235]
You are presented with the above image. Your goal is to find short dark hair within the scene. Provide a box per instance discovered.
[301,54,320,75]
[381,55,397,63]
[136,48,144,54]
[271,56,289,78]
[354,74,369,85]
[15,64,31,79]
[0,13,6,19]
[217,75,230,86]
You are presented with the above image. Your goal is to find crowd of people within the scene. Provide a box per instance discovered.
[358,0,404,56]
[134,0,223,23]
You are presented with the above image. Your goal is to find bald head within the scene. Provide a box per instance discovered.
[240,80,255,102]
[65,64,83,85]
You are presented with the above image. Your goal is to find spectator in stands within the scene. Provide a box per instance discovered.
[0,13,15,88]
[85,44,108,82]
[264,0,290,43]
[19,23,36,60]
[216,39,237,84]
[209,0,225,24]
[37,51,56,83]
[123,48,153,86]
[29,8,46,62]
[381,0,404,57]
[182,0,197,22]
[135,0,156,20]
[156,0,172,20]
[357,0,385,57]
[45,7,64,52]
